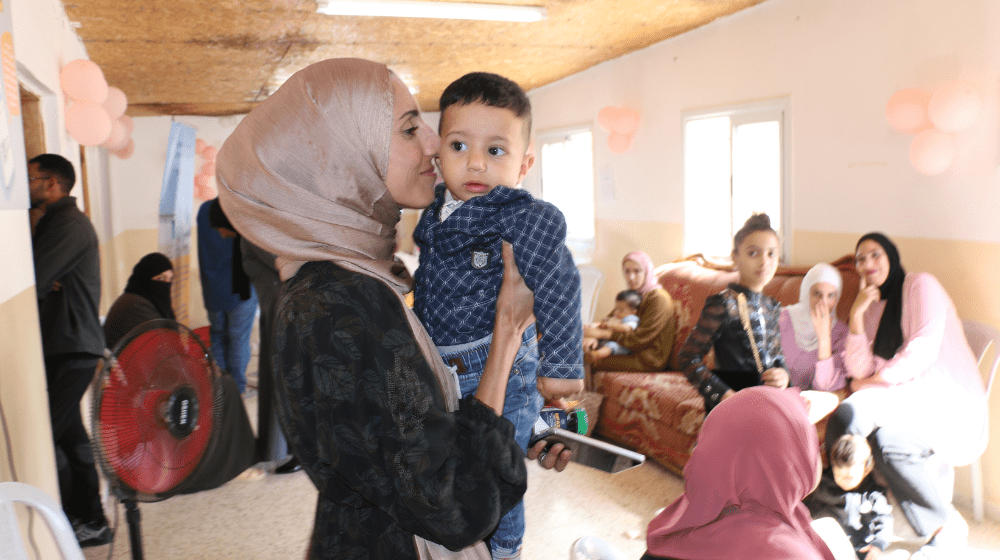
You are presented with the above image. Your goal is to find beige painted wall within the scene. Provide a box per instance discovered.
[0,286,61,558]
[0,3,91,556]
[588,219,683,309]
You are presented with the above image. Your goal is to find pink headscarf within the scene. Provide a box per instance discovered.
[646,386,834,560]
[622,251,658,295]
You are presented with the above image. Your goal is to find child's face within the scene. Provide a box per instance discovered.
[832,458,873,491]
[437,101,533,201]
[732,231,779,292]
[612,300,635,319]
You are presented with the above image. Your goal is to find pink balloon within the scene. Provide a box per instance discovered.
[201,145,218,161]
[885,88,931,134]
[598,106,640,135]
[928,80,982,133]
[607,132,633,154]
[201,159,216,177]
[102,120,128,151]
[119,114,135,135]
[66,102,112,146]
[195,138,208,155]
[194,173,211,190]
[113,139,135,160]
[909,129,955,175]
[60,59,108,104]
[102,87,128,119]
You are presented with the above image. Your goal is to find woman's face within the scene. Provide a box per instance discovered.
[855,239,890,287]
[385,76,440,210]
[623,260,645,291]
[808,281,838,314]
[733,230,779,291]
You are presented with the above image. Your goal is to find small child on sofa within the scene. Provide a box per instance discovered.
[806,434,893,560]
[588,289,642,360]
[677,213,790,413]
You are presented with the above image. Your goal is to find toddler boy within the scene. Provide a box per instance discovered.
[588,289,642,360]
[413,72,584,560]
[806,434,893,560]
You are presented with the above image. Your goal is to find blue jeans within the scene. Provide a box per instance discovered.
[438,324,542,560]
[208,291,258,394]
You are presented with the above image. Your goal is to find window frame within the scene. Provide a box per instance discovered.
[537,124,596,263]
[681,97,791,263]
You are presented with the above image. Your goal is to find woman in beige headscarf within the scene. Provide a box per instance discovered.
[217,58,566,560]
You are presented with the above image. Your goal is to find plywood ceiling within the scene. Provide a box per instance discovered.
[61,0,769,116]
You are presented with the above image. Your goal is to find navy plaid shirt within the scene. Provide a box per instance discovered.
[413,184,584,380]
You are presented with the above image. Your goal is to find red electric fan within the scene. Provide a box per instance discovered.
[91,319,255,560]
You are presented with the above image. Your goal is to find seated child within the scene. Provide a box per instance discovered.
[806,434,893,560]
[588,289,642,360]
[678,213,790,413]
[412,71,584,560]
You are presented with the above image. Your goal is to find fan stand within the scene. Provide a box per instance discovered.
[123,499,145,560]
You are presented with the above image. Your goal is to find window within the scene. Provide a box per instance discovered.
[683,99,789,261]
[537,127,595,263]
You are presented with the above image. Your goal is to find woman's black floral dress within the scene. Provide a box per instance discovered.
[274,262,527,559]
[678,283,786,413]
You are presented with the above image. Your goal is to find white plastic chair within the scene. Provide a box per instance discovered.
[0,481,84,560]
[961,319,1000,523]
[577,265,604,325]
[569,536,626,560]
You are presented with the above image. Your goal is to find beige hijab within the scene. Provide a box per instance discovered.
[216,58,484,560]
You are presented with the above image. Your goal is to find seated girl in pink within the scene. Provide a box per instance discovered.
[779,263,849,391]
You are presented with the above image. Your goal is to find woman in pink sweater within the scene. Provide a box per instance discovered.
[827,233,988,557]
[779,263,849,391]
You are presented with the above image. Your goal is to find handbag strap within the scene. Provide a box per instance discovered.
[736,292,765,375]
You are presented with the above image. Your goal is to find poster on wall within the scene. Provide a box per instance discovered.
[159,122,196,326]
[0,1,28,210]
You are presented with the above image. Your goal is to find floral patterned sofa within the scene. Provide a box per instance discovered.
[592,254,860,474]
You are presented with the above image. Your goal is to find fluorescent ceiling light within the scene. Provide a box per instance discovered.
[316,1,546,22]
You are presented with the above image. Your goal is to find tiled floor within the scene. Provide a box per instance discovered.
[81,388,1000,560]
[79,337,1000,559]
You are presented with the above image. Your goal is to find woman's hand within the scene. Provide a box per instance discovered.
[850,277,880,334]
[810,301,833,360]
[477,242,535,414]
[810,300,833,336]
[761,367,790,389]
[526,440,572,472]
[495,241,535,335]
[582,336,600,351]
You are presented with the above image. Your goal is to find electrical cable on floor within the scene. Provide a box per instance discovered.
[0,395,43,560]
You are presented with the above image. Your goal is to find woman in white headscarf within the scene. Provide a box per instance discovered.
[779,263,849,391]
[217,58,567,560]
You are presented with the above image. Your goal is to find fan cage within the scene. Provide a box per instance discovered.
[91,319,222,502]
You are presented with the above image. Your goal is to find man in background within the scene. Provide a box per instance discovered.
[29,153,112,547]
[197,197,257,395]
